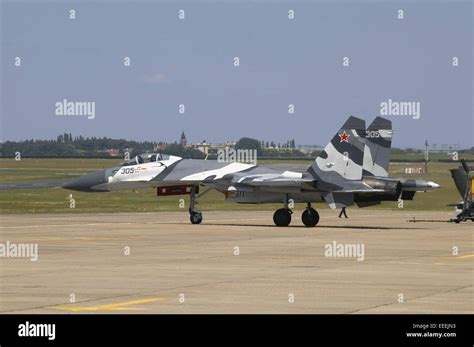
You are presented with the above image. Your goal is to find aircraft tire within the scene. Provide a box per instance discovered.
[190,211,203,224]
[302,208,319,227]
[273,208,291,227]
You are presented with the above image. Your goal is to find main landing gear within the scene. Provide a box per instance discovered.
[273,195,292,226]
[301,202,319,227]
[273,208,292,226]
[189,185,202,224]
[272,200,320,227]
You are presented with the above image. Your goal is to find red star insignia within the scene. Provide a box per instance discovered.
[339,130,350,143]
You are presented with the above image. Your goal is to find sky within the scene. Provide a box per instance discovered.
[1,0,473,149]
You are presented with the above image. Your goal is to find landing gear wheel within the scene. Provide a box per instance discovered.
[190,211,203,224]
[302,208,319,227]
[273,208,292,227]
[188,185,202,224]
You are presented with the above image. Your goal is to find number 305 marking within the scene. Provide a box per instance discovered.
[120,167,135,175]
[366,130,380,138]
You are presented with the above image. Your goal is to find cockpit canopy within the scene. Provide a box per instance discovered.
[121,153,170,166]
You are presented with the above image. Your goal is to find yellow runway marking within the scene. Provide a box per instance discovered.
[439,254,474,260]
[454,254,474,259]
[50,297,163,312]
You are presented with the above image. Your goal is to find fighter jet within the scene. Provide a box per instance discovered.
[62,116,440,226]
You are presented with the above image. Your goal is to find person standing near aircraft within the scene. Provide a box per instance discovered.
[338,207,348,218]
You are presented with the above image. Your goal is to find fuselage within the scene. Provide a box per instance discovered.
[62,154,304,196]
[62,153,439,206]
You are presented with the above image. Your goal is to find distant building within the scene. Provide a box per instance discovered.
[297,144,323,154]
[97,149,120,157]
[195,140,210,155]
[180,131,187,147]
[153,143,167,152]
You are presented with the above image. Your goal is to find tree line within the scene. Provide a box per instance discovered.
[3,134,469,159]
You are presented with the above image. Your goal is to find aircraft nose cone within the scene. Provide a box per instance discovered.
[428,181,441,189]
[62,169,108,192]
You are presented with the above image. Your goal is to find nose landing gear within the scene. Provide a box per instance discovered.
[189,186,203,224]
[190,211,203,224]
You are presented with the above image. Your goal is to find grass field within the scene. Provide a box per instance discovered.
[389,152,474,162]
[0,158,465,214]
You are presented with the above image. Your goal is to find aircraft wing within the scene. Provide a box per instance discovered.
[202,169,316,190]
[205,170,385,193]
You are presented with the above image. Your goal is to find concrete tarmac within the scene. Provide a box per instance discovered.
[0,209,472,313]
